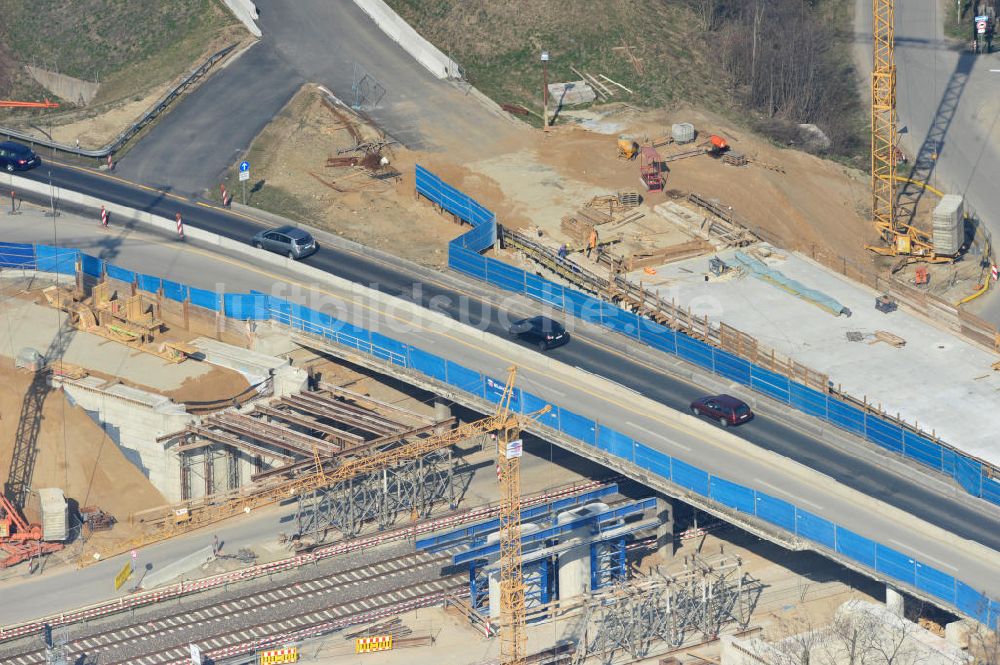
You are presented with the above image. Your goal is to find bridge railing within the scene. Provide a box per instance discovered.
[411,167,1000,510]
[1,241,997,625]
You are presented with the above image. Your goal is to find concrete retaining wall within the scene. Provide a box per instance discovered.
[221,0,261,38]
[58,376,192,503]
[351,0,460,79]
[25,66,99,106]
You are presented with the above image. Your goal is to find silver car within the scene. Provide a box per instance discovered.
[251,225,318,260]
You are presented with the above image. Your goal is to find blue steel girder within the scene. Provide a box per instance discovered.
[591,538,627,591]
[454,498,657,565]
[416,485,618,552]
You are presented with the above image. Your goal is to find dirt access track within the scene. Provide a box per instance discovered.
[226,86,888,276]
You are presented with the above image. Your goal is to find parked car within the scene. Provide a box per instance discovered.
[508,315,569,350]
[0,141,40,172]
[251,225,318,260]
[690,394,753,427]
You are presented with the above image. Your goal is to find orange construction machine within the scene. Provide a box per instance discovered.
[0,494,63,568]
[0,99,59,109]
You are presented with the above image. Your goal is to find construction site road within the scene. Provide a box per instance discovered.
[115,0,518,197]
[3,183,1000,610]
[855,0,1000,322]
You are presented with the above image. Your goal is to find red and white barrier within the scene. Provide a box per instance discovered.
[175,212,184,239]
[100,206,108,228]
[106,155,114,172]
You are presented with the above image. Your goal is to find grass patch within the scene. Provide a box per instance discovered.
[387,0,731,122]
[387,0,866,162]
[0,0,239,115]
[943,0,974,40]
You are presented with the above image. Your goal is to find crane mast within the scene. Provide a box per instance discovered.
[497,396,526,665]
[871,0,897,247]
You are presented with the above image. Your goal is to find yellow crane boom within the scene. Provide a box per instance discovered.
[871,0,897,247]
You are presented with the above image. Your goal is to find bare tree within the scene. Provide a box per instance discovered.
[696,0,721,31]
[820,609,880,665]
[756,615,826,665]
[967,618,1000,665]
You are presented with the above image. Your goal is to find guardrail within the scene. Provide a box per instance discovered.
[0,44,236,159]
[413,166,1000,511]
[0,241,997,626]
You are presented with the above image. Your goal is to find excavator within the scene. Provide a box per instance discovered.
[0,493,63,568]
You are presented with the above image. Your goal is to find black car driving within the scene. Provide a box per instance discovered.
[508,315,569,350]
[0,141,40,172]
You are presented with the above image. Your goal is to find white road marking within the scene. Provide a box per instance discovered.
[887,539,958,571]
[626,421,692,451]
[575,366,642,395]
[753,478,824,511]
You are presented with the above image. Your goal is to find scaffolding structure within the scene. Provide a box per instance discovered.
[295,449,469,539]
[573,555,761,665]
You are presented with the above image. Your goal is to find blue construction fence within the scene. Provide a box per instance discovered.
[410,168,1000,510]
[4,241,999,624]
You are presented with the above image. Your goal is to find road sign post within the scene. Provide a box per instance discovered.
[239,160,250,205]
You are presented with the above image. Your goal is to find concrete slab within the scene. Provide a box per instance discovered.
[0,299,212,391]
[628,249,1000,467]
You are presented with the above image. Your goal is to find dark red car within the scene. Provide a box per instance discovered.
[690,394,753,427]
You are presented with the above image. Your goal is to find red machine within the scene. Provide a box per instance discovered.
[0,494,62,568]
[0,99,59,109]
[639,146,665,192]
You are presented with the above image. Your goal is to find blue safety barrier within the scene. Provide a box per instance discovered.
[137,274,162,295]
[414,166,1000,511]
[105,263,135,285]
[0,242,35,269]
[19,240,1000,625]
[35,245,77,275]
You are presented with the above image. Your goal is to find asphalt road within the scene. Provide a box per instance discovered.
[7,166,1000,602]
[854,0,1000,321]
[115,1,518,197]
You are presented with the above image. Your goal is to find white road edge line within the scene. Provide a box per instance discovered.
[753,478,824,511]
[887,539,958,572]
[625,421,692,451]
[575,366,642,396]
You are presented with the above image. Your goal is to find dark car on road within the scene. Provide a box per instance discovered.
[508,315,569,350]
[251,225,318,260]
[690,394,753,427]
[0,141,40,172]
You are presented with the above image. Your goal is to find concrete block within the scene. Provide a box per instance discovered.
[351,0,460,79]
[141,545,215,589]
[221,0,262,38]
[945,619,974,649]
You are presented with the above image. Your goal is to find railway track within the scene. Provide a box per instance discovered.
[4,551,459,665]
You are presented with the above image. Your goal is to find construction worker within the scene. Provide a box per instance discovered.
[587,228,598,258]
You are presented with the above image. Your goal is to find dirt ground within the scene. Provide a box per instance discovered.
[221,85,469,269]
[0,358,165,531]
[420,105,876,268]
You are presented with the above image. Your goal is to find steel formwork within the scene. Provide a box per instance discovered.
[575,555,761,665]
[295,450,468,540]
[590,538,627,591]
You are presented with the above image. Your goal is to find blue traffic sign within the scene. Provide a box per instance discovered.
[239,160,250,173]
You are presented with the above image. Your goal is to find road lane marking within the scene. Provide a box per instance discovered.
[887,539,958,571]
[752,478,823,511]
[49,158,190,202]
[27,198,972,576]
[625,421,691,451]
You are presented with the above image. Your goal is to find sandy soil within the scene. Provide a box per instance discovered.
[419,105,877,268]
[238,85,468,269]
[0,359,165,528]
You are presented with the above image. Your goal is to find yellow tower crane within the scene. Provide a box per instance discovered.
[865,0,950,263]
[495,366,551,665]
